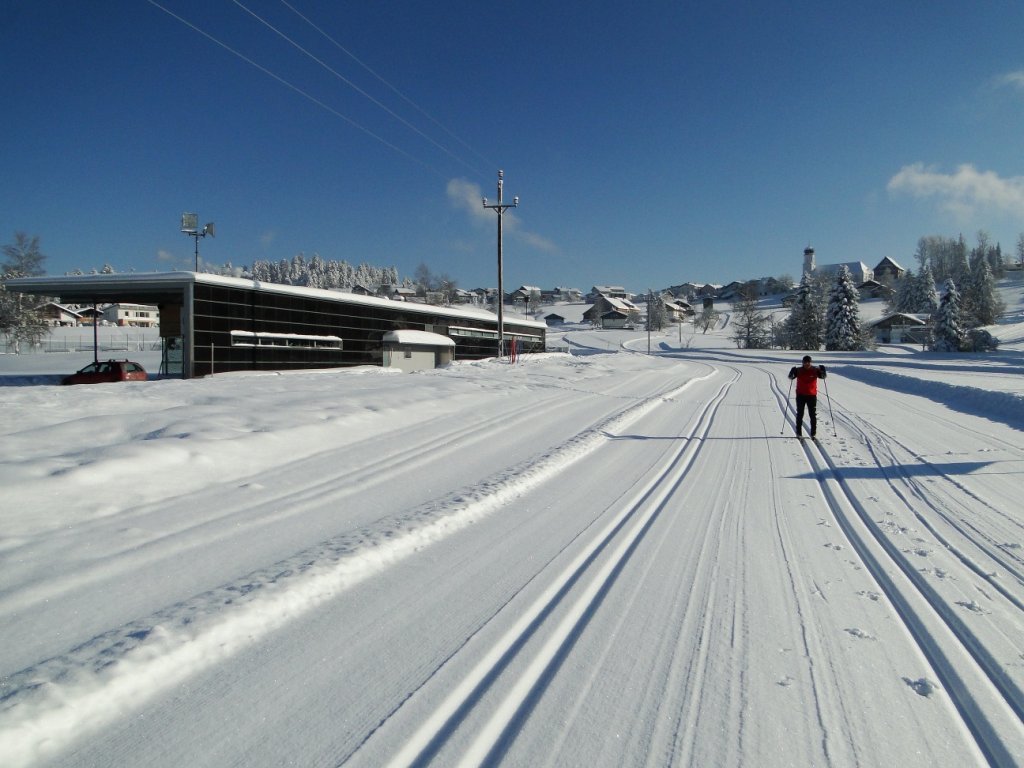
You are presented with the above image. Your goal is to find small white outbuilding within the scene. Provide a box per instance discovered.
[382,330,456,372]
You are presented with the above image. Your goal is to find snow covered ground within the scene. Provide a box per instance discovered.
[1,277,1023,767]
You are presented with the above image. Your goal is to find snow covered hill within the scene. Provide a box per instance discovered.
[0,277,1022,766]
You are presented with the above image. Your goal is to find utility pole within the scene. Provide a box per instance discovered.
[647,288,652,354]
[482,171,518,360]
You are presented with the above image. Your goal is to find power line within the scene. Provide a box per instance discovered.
[145,0,448,179]
[278,0,494,172]
[231,0,485,176]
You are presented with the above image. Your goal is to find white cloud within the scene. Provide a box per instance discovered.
[156,249,176,262]
[446,178,559,253]
[887,163,1024,220]
[446,178,493,223]
[994,70,1024,92]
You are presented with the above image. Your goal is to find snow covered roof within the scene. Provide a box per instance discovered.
[864,313,927,328]
[8,272,546,330]
[382,330,456,347]
[816,261,873,276]
[875,256,905,271]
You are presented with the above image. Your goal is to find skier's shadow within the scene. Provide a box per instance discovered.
[790,460,1009,480]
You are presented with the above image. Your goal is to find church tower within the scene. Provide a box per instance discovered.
[802,246,816,275]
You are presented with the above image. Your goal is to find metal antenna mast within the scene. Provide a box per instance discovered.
[181,213,215,272]
[482,170,518,360]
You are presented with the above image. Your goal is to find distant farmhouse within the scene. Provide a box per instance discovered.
[510,285,543,307]
[35,302,83,327]
[873,256,907,283]
[583,295,639,327]
[586,285,631,302]
[541,286,583,303]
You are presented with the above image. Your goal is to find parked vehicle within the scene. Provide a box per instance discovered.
[61,360,148,385]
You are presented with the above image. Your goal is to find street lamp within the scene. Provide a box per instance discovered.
[181,212,215,271]
[482,170,518,360]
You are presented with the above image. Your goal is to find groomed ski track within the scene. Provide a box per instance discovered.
[3,350,1023,767]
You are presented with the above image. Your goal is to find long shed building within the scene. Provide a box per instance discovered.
[8,272,546,378]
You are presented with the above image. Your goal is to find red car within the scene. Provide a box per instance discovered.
[61,359,148,385]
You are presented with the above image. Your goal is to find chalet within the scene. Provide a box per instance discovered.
[583,296,637,324]
[667,283,702,300]
[873,256,906,283]
[350,284,376,296]
[587,285,630,302]
[758,276,792,296]
[600,309,629,329]
[653,296,694,322]
[864,313,928,344]
[717,281,747,300]
[540,286,583,303]
[510,285,542,306]
[669,298,694,318]
[388,286,417,301]
[544,313,566,326]
[74,305,104,325]
[857,280,895,300]
[35,302,82,326]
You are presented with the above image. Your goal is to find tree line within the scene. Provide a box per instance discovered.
[0,228,1017,354]
[732,229,1011,353]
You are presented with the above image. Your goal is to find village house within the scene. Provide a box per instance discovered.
[864,313,928,344]
[582,295,638,327]
[34,302,83,326]
[101,303,160,328]
[586,285,630,302]
[873,256,907,283]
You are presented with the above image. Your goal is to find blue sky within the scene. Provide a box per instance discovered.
[5,1,1024,293]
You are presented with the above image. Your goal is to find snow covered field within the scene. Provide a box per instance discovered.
[1,278,1023,767]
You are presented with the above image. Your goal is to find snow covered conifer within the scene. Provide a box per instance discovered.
[931,279,967,352]
[914,262,939,315]
[965,257,1004,327]
[887,269,916,314]
[784,272,823,349]
[824,265,863,351]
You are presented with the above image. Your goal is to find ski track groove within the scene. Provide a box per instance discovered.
[769,370,1024,766]
[0,371,678,620]
[835,403,1024,594]
[366,369,739,768]
[756,388,839,766]
[0,366,716,768]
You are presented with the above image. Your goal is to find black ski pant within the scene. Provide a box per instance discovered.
[795,394,817,436]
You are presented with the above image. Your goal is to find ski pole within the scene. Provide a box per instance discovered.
[823,375,836,437]
[780,378,794,435]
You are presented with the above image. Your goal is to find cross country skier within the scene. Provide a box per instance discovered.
[788,355,826,439]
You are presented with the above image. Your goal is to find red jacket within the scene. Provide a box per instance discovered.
[789,364,825,396]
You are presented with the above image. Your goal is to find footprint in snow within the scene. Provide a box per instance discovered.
[956,600,989,614]
[776,675,795,687]
[903,677,939,697]
[904,547,932,558]
[856,590,882,602]
[844,627,876,640]
[824,543,843,551]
